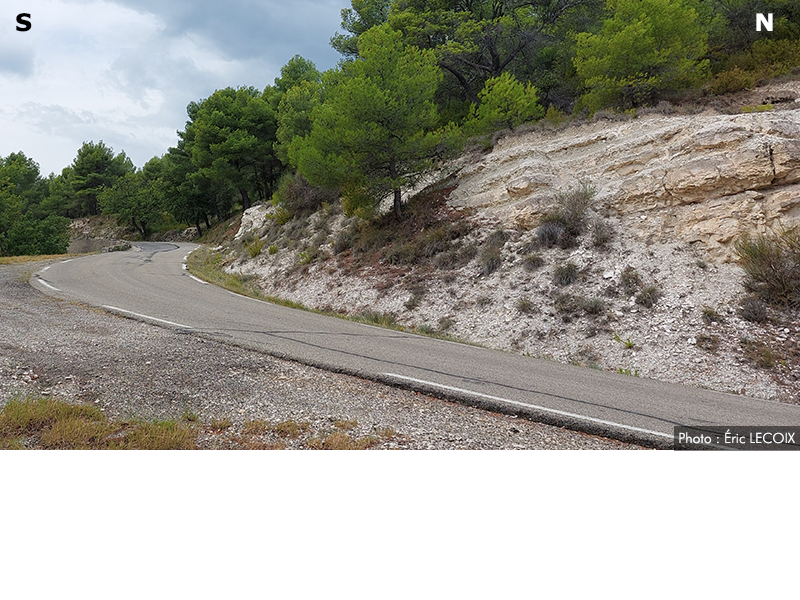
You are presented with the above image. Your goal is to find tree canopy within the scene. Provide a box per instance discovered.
[574,0,710,111]
[292,25,453,218]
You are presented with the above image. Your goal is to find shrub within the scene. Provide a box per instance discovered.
[480,246,503,276]
[635,285,661,308]
[246,238,265,258]
[581,297,606,315]
[735,228,800,308]
[741,104,774,113]
[486,229,509,248]
[475,295,492,308]
[465,73,544,134]
[738,295,768,323]
[696,334,720,353]
[273,420,310,439]
[438,316,455,332]
[274,172,339,216]
[740,338,778,369]
[332,229,354,254]
[516,297,536,314]
[243,420,270,435]
[522,253,545,271]
[591,219,614,248]
[708,67,755,95]
[536,184,595,250]
[553,262,579,286]
[554,293,581,322]
[543,105,566,125]
[620,266,642,295]
[211,418,233,432]
[357,311,397,327]
[701,306,725,325]
[537,221,564,248]
[404,287,426,311]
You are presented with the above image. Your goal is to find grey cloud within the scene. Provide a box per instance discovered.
[109,0,344,69]
[0,41,35,78]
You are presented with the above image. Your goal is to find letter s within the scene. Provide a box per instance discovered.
[16,13,32,32]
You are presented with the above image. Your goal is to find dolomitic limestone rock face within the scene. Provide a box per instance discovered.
[235,204,272,240]
[450,107,800,259]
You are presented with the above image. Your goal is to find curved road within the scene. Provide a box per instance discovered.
[30,242,800,447]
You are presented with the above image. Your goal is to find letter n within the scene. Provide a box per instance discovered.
[756,13,773,32]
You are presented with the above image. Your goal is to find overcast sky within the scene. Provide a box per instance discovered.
[0,0,345,176]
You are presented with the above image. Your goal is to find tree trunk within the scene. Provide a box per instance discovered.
[393,188,402,219]
[239,188,251,211]
[439,62,480,105]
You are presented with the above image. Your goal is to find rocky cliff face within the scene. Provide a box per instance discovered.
[450,90,800,259]
[228,82,800,405]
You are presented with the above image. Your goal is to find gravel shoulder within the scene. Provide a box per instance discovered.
[0,261,640,450]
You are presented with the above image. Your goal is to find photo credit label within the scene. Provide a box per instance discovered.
[674,427,800,450]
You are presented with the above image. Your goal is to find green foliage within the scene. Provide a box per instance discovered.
[741,104,774,113]
[293,24,455,219]
[276,81,323,167]
[331,0,391,58]
[738,295,768,323]
[272,55,321,95]
[575,0,710,111]
[1,213,70,257]
[99,160,166,238]
[0,157,70,257]
[246,238,265,258]
[708,66,755,95]
[389,0,601,111]
[466,73,544,135]
[186,87,281,210]
[735,228,800,309]
[67,141,134,217]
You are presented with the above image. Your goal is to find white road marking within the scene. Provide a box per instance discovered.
[189,275,208,285]
[101,306,191,329]
[41,266,50,272]
[35,278,60,292]
[383,373,674,440]
[228,291,272,305]
[61,259,73,263]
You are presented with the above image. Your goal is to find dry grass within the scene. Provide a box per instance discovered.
[242,419,270,435]
[272,420,310,439]
[740,338,780,369]
[0,253,86,265]
[210,417,233,432]
[0,395,197,450]
[333,419,358,431]
[306,431,379,450]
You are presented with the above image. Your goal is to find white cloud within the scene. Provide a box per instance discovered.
[0,0,343,175]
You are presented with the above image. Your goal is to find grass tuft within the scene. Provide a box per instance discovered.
[272,420,310,439]
[553,262,579,286]
[0,395,197,450]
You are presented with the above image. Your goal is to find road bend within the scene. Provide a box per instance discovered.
[30,242,800,447]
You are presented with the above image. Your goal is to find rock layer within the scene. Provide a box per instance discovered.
[450,104,800,259]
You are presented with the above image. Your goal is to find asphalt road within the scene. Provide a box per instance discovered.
[30,242,800,447]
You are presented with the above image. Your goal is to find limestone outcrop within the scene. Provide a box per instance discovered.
[450,100,800,259]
